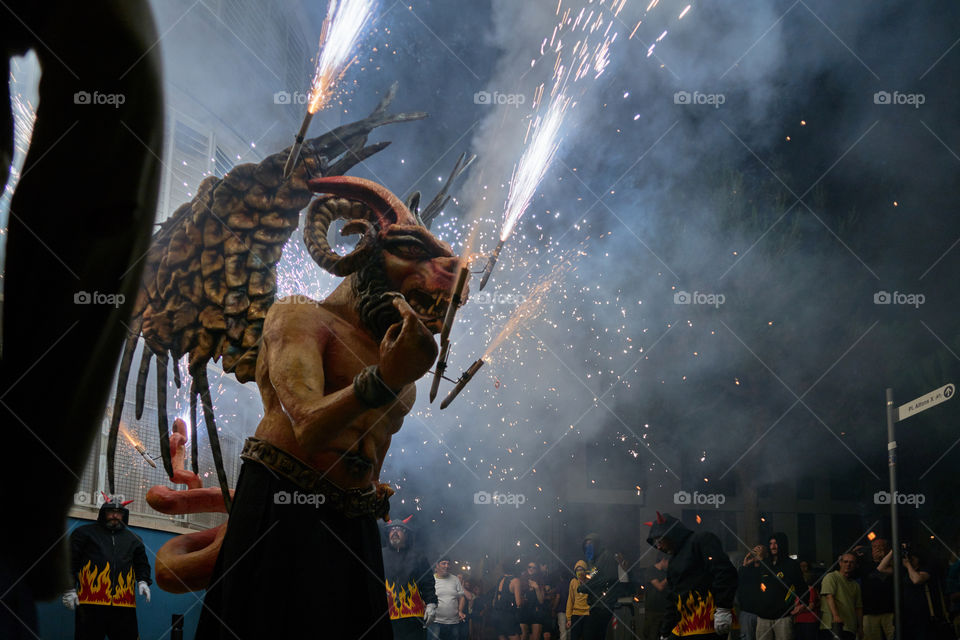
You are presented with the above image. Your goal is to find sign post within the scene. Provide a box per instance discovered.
[886,382,953,640]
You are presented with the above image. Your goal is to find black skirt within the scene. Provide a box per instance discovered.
[195,460,393,639]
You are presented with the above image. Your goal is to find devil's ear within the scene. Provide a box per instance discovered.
[406,191,421,214]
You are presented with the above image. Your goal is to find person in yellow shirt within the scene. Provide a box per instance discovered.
[566,560,590,640]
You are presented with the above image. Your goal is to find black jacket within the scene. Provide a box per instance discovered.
[755,533,806,619]
[69,522,151,607]
[382,543,437,623]
[577,532,622,611]
[646,514,738,637]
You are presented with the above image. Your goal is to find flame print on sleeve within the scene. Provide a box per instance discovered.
[77,561,137,607]
[671,591,739,636]
[385,579,426,619]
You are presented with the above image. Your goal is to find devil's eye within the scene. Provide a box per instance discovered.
[392,243,430,259]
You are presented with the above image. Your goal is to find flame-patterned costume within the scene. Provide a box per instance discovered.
[646,513,738,638]
[69,500,151,639]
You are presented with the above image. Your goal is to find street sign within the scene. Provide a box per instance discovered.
[897,383,954,422]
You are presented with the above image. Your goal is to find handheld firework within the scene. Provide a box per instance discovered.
[430,264,470,402]
[440,359,485,410]
[478,238,505,291]
[135,443,158,469]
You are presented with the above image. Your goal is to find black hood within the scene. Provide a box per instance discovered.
[382,516,416,549]
[645,512,692,549]
[769,532,790,559]
[97,498,130,526]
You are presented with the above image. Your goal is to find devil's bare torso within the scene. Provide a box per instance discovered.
[254,298,416,489]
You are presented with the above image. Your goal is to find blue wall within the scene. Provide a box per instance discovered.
[36,518,205,640]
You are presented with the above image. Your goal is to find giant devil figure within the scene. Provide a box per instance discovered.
[102,86,472,639]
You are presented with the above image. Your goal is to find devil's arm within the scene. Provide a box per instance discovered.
[263,304,382,454]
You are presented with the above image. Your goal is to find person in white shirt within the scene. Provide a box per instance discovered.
[430,557,466,640]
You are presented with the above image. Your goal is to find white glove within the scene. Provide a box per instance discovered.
[137,581,151,603]
[713,607,733,635]
[62,589,79,610]
[423,603,437,626]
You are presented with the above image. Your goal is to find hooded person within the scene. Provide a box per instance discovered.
[646,512,738,639]
[576,532,621,639]
[755,532,807,639]
[62,496,152,640]
[382,516,438,640]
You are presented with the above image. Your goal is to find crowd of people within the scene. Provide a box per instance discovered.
[381,515,960,640]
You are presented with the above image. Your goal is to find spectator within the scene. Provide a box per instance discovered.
[461,576,480,640]
[877,544,935,637]
[641,554,669,640]
[819,553,862,639]
[519,560,546,640]
[791,565,822,640]
[538,563,562,640]
[430,557,465,640]
[578,533,620,639]
[645,512,738,639]
[737,545,767,640]
[947,538,960,637]
[491,568,523,640]
[755,533,806,640]
[566,561,590,640]
[858,539,894,640]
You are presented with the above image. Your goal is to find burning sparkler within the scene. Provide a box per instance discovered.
[119,423,157,468]
[282,0,377,178]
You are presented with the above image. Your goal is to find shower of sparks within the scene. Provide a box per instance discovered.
[308,0,377,113]
[483,247,582,361]
[119,423,143,449]
[499,95,569,243]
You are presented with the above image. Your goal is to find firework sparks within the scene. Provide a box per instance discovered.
[283,0,377,177]
[499,94,569,245]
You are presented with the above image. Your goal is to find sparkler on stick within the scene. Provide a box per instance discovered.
[120,423,157,468]
[282,0,377,178]
[430,264,470,402]
[440,359,485,410]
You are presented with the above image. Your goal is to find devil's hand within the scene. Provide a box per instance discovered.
[379,297,438,389]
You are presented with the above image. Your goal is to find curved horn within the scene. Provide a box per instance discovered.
[304,177,418,276]
[303,197,378,277]
[307,176,416,226]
